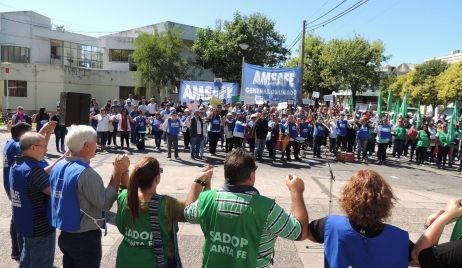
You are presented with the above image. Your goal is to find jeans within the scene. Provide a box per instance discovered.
[208,131,221,154]
[226,137,234,153]
[190,136,203,157]
[357,139,368,160]
[136,132,145,145]
[55,127,67,152]
[58,230,102,268]
[119,131,130,148]
[97,131,108,146]
[286,140,300,160]
[329,137,337,155]
[20,231,56,268]
[11,219,21,257]
[234,137,244,148]
[337,135,347,151]
[153,131,163,148]
[183,129,190,149]
[108,130,118,146]
[377,143,388,161]
[437,146,448,168]
[416,147,427,164]
[392,139,405,158]
[254,139,266,160]
[167,134,179,158]
[313,136,323,157]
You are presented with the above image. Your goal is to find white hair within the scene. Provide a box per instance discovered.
[65,125,97,153]
[19,132,44,151]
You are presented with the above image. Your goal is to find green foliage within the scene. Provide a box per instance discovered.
[287,35,330,96]
[436,61,462,105]
[390,71,415,101]
[411,76,439,106]
[132,27,188,93]
[193,12,289,83]
[320,36,387,107]
[413,59,448,86]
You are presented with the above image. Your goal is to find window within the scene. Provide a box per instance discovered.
[1,46,30,63]
[61,41,103,69]
[119,86,146,100]
[109,49,134,62]
[4,80,27,97]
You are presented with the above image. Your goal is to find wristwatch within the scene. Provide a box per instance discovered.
[194,179,207,187]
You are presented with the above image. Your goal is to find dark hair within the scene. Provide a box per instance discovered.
[11,122,32,139]
[224,148,257,184]
[127,157,161,222]
[121,108,128,115]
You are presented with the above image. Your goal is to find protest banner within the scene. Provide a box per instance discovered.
[179,81,238,104]
[241,63,301,103]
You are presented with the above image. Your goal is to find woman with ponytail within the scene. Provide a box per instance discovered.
[115,157,213,268]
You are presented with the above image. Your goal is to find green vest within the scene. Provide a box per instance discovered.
[395,126,406,140]
[198,190,273,268]
[416,130,429,147]
[116,190,176,268]
[437,131,448,147]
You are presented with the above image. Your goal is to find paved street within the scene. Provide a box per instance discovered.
[1,127,460,267]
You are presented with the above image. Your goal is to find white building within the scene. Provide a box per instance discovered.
[425,50,462,65]
[0,11,214,112]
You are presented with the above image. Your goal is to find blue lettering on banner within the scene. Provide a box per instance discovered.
[179,81,239,104]
[242,63,301,103]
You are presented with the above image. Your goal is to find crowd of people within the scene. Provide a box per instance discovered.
[2,121,462,267]
[82,95,462,173]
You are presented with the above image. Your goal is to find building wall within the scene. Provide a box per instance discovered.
[1,63,139,112]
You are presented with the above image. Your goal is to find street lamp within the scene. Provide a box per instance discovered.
[2,62,11,114]
[239,43,249,97]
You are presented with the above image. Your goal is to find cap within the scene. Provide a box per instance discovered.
[171,110,178,115]
[184,108,189,112]
[251,114,257,118]
[170,107,176,112]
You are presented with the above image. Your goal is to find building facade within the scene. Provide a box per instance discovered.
[0,11,214,112]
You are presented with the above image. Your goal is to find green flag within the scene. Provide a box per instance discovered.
[386,90,392,112]
[377,91,383,117]
[450,200,462,241]
[400,92,408,117]
[416,102,422,129]
[447,100,458,144]
[349,96,354,113]
[392,100,400,126]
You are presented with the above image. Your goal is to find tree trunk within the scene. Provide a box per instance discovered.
[351,89,357,111]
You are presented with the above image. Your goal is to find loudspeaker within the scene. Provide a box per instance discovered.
[60,92,91,127]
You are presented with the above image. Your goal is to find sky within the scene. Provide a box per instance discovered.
[1,0,461,66]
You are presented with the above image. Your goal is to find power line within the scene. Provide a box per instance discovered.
[287,30,303,51]
[306,0,334,22]
[307,0,369,31]
[307,0,348,26]
[287,30,303,50]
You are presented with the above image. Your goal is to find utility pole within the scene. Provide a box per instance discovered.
[299,20,306,106]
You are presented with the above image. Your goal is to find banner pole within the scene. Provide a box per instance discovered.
[240,56,245,97]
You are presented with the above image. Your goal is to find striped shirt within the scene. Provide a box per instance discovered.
[28,165,54,236]
[184,186,302,268]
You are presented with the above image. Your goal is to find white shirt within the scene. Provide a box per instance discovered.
[147,103,157,114]
[116,114,131,131]
[96,114,110,132]
[138,104,147,115]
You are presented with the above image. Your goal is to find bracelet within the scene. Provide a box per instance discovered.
[424,223,430,229]
[194,179,207,187]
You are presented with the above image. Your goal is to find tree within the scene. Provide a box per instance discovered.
[437,61,462,105]
[413,59,448,86]
[320,36,387,108]
[389,71,415,101]
[132,27,188,96]
[412,76,439,111]
[286,35,331,96]
[193,12,289,84]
